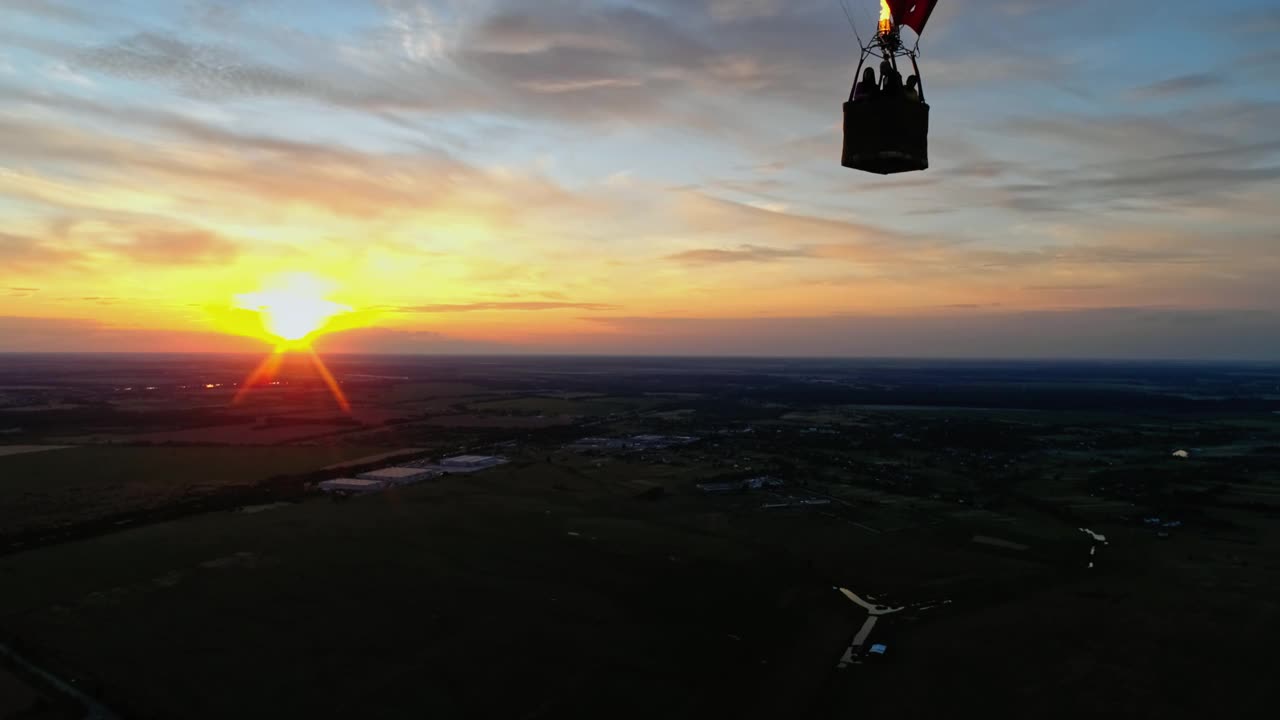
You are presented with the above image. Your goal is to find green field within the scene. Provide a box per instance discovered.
[0,445,383,535]
[380,381,488,403]
[0,456,842,719]
[2,357,1279,718]
[467,395,659,416]
[3,432,1279,718]
[0,449,1081,719]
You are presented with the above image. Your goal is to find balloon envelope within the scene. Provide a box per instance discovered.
[887,0,938,36]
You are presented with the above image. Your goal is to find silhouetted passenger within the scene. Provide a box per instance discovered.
[905,75,921,102]
[880,60,903,95]
[854,67,879,101]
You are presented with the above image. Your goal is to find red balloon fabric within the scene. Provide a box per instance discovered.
[887,0,939,36]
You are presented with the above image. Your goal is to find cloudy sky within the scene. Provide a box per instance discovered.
[2,0,1279,358]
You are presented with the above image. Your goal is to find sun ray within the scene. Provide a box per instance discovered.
[306,346,351,413]
[229,273,355,413]
[234,273,350,344]
[232,345,286,406]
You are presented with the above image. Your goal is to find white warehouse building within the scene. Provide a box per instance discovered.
[437,455,507,471]
[357,466,438,486]
[318,478,386,494]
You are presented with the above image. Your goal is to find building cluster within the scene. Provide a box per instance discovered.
[566,434,697,454]
[318,455,507,496]
[696,475,784,494]
[1143,517,1183,537]
[401,454,509,473]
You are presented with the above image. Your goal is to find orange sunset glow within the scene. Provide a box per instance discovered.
[0,0,1277,360]
[234,274,352,345]
[3,2,1280,716]
[229,274,354,412]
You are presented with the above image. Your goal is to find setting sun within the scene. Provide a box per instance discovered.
[231,273,354,412]
[234,273,351,344]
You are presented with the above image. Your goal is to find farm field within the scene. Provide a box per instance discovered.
[1,355,1278,718]
[0,445,383,537]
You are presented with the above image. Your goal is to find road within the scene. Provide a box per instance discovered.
[0,642,119,720]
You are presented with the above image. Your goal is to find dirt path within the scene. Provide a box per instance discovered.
[0,643,119,720]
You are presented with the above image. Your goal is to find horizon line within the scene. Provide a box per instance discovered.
[0,351,1276,365]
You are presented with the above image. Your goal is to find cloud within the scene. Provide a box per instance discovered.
[313,326,517,354]
[706,0,786,22]
[0,104,580,222]
[378,0,453,63]
[468,9,647,55]
[1134,73,1223,98]
[1024,284,1108,292]
[2,222,239,272]
[1234,6,1280,33]
[1003,114,1228,161]
[64,6,732,129]
[666,244,809,264]
[1,0,1278,359]
[1028,245,1214,266]
[999,166,1280,215]
[4,0,99,25]
[42,61,93,87]
[454,4,714,123]
[0,231,85,272]
[116,229,240,265]
[0,316,263,353]
[574,308,1280,360]
[391,301,619,313]
[990,107,1280,214]
[77,32,314,98]
[355,1,865,130]
[4,307,1279,359]
[673,192,910,247]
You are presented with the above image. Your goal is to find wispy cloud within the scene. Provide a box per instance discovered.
[0,231,86,271]
[1133,73,1222,98]
[666,244,809,264]
[1024,284,1109,292]
[393,301,618,313]
[314,326,516,354]
[77,33,313,98]
[117,229,240,265]
[0,315,263,353]
[576,308,1280,360]
[42,60,93,87]
[0,0,1277,357]
[5,0,100,25]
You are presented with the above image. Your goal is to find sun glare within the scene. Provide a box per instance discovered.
[234,273,350,344]
[231,273,354,413]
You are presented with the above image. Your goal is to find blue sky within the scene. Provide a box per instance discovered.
[1,0,1279,358]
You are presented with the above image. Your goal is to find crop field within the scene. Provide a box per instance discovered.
[0,458,832,719]
[0,445,1118,720]
[0,445,382,536]
[1,356,1278,718]
[466,395,659,416]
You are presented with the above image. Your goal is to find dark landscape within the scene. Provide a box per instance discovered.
[2,353,1278,718]
[4,0,1278,717]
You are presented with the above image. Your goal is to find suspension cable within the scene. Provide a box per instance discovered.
[836,0,864,47]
